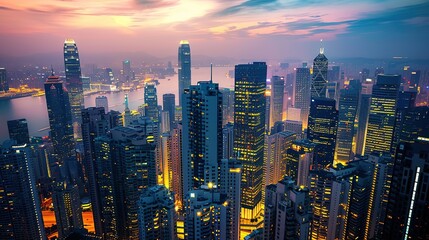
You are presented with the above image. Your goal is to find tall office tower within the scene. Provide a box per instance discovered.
[105,68,114,84]
[234,62,267,232]
[170,123,183,208]
[178,40,191,107]
[220,159,242,240]
[294,65,311,129]
[7,118,30,144]
[122,60,132,82]
[44,73,75,163]
[64,39,84,139]
[123,94,132,127]
[384,140,429,239]
[0,67,8,92]
[161,111,171,133]
[222,122,234,160]
[270,76,285,128]
[221,88,235,125]
[0,144,46,239]
[285,139,317,186]
[81,107,109,236]
[364,75,400,156]
[311,46,328,98]
[335,80,360,165]
[160,132,172,188]
[182,81,222,192]
[265,86,271,131]
[365,153,393,239]
[285,73,294,112]
[144,82,159,122]
[284,120,303,139]
[94,126,157,239]
[263,177,311,240]
[355,79,373,156]
[184,187,231,240]
[307,97,338,168]
[52,180,84,239]
[95,96,109,113]
[138,185,176,240]
[264,131,296,187]
[163,93,176,128]
[395,106,429,146]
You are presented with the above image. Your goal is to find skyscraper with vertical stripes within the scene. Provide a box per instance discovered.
[178,40,191,107]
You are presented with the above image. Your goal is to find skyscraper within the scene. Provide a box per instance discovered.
[234,62,267,233]
[64,39,84,139]
[221,88,235,125]
[0,67,8,92]
[144,82,159,122]
[182,81,222,193]
[364,75,400,156]
[95,96,109,113]
[335,80,360,165]
[285,139,317,186]
[294,65,311,129]
[355,79,373,156]
[222,122,234,160]
[0,143,46,240]
[44,73,75,163]
[270,76,285,128]
[311,46,328,98]
[122,60,132,82]
[307,97,338,168]
[7,118,30,145]
[178,40,191,107]
[163,93,176,128]
[138,185,176,240]
[170,123,183,208]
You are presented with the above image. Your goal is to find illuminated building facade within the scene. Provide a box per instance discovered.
[138,185,176,240]
[335,80,360,165]
[384,140,429,239]
[234,62,267,232]
[270,76,284,128]
[221,88,235,125]
[182,81,223,192]
[263,176,311,240]
[0,68,8,92]
[355,79,373,156]
[294,66,311,129]
[0,144,46,240]
[285,139,317,186]
[364,74,400,156]
[307,97,338,168]
[144,82,159,122]
[178,40,191,107]
[63,39,84,139]
[7,118,30,145]
[311,47,328,98]
[170,123,183,208]
[44,74,75,163]
[222,122,234,160]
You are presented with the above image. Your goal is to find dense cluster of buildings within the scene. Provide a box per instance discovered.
[1,39,428,240]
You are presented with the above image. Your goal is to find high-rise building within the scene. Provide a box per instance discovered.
[0,67,8,92]
[44,73,75,163]
[95,96,109,113]
[178,40,191,107]
[284,120,303,139]
[355,79,373,156]
[122,60,133,82]
[52,180,84,239]
[170,123,183,208]
[335,80,360,165]
[81,107,109,236]
[64,39,84,139]
[7,118,30,145]
[264,131,296,187]
[138,185,176,240]
[159,132,172,188]
[364,75,400,156]
[184,187,231,240]
[294,65,311,129]
[384,140,429,239]
[221,88,235,125]
[144,82,159,122]
[123,94,132,127]
[270,76,284,128]
[285,139,317,186]
[234,62,267,233]
[222,122,234,160]
[263,176,311,240]
[182,81,222,193]
[163,93,176,128]
[160,111,171,133]
[311,46,328,98]
[395,106,429,146]
[307,97,338,168]
[220,159,242,240]
[0,143,46,239]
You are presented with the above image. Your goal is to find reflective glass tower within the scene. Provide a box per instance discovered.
[234,62,267,234]
[178,40,191,107]
[294,65,311,129]
[270,76,284,127]
[63,39,83,139]
[163,93,176,128]
[144,82,159,122]
[311,46,328,98]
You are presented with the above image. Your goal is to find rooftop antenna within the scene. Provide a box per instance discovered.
[320,39,324,54]
[210,63,213,83]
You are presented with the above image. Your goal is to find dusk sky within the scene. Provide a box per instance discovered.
[0,0,428,61]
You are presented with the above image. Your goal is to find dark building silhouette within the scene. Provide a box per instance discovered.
[0,68,8,92]
[163,93,176,129]
[7,118,30,145]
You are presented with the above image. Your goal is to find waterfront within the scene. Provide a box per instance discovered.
[0,67,234,142]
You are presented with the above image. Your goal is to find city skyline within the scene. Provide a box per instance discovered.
[0,0,429,63]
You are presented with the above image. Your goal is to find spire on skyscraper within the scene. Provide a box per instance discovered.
[320,39,324,54]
